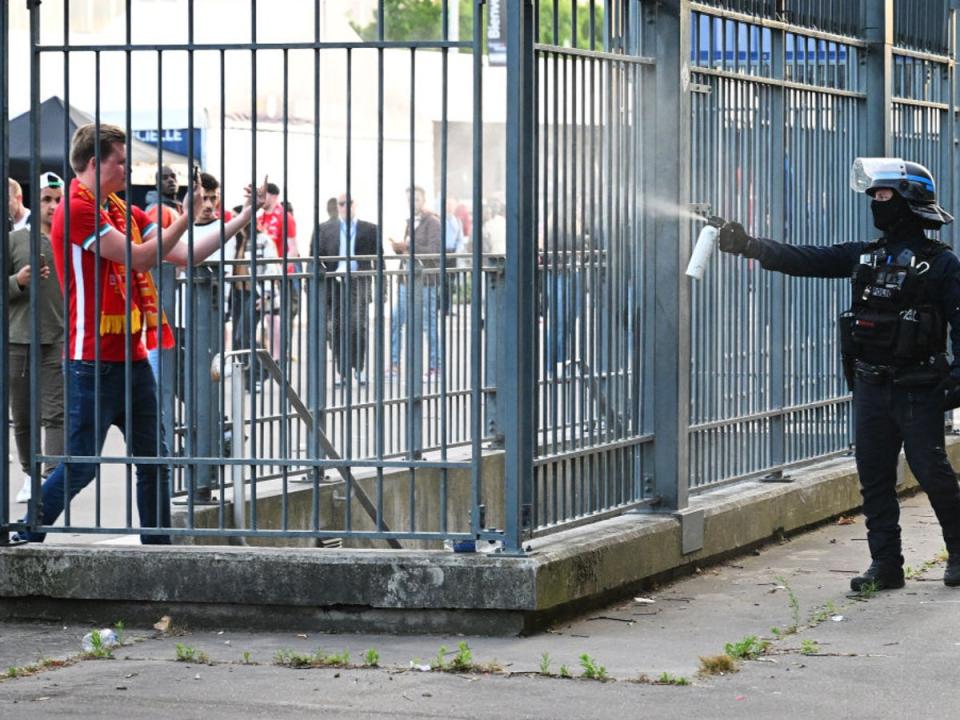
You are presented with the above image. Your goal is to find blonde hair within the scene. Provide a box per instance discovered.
[8,178,22,197]
[70,123,126,174]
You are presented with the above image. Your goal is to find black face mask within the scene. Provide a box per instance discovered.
[871,193,910,231]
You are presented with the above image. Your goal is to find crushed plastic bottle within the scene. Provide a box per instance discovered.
[81,628,119,653]
[477,539,503,554]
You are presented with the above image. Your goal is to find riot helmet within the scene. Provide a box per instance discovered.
[850,157,953,229]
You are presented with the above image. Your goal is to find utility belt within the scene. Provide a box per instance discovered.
[852,355,947,387]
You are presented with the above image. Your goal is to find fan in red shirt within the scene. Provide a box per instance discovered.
[17,122,244,546]
[256,182,300,361]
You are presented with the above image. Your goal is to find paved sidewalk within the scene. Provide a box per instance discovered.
[2,492,959,719]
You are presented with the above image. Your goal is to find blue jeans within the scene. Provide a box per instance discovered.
[544,269,582,367]
[390,283,439,371]
[25,359,172,544]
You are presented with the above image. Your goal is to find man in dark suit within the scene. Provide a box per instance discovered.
[315,193,378,384]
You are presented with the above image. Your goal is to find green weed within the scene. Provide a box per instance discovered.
[175,644,209,664]
[657,672,689,686]
[86,630,114,659]
[363,648,380,667]
[539,652,552,675]
[579,653,608,681]
[449,642,473,672]
[800,639,820,655]
[723,635,770,660]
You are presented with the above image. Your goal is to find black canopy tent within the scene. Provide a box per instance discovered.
[8,96,189,206]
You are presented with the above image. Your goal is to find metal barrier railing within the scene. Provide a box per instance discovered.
[2,0,958,552]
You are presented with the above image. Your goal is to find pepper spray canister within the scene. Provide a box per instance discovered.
[685,216,725,280]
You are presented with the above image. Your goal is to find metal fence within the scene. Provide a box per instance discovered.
[2,0,958,553]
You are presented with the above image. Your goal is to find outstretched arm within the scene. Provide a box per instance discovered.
[718,221,866,278]
[163,179,267,267]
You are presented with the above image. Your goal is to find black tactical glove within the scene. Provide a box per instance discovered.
[718,221,751,255]
[935,370,960,411]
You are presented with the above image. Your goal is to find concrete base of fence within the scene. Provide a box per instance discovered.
[2,438,956,635]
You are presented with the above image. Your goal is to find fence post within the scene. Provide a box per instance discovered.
[0,0,9,542]
[503,0,536,552]
[483,256,505,447]
[941,2,959,251]
[864,0,894,157]
[650,0,691,511]
[766,17,788,481]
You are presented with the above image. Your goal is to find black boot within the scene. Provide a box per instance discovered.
[850,560,905,592]
[945,555,960,587]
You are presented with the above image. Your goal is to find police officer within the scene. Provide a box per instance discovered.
[717,159,960,591]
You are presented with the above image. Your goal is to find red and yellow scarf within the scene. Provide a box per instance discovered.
[77,183,174,350]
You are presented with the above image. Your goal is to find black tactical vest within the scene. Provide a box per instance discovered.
[838,241,947,369]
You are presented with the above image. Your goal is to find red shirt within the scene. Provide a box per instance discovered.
[257,204,298,273]
[51,180,157,362]
[145,201,181,229]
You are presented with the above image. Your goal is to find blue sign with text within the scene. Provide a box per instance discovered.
[132,128,203,164]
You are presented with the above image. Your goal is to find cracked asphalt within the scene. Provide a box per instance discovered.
[2,492,959,719]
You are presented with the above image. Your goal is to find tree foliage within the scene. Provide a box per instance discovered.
[349,0,604,50]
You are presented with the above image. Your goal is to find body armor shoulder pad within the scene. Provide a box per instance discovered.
[917,239,951,259]
[863,238,950,260]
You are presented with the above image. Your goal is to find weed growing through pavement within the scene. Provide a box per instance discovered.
[559,664,572,679]
[775,576,802,633]
[431,645,448,670]
[657,672,690,686]
[449,642,473,672]
[698,654,737,675]
[724,635,770,660]
[539,652,552,675]
[800,639,820,655]
[579,653,608,681]
[906,548,950,579]
[2,658,74,682]
[175,644,210,664]
[86,630,114,659]
[273,648,350,669]
[857,581,878,599]
[241,651,253,665]
[113,621,125,645]
[810,600,839,624]
[363,649,380,667]
[274,649,314,668]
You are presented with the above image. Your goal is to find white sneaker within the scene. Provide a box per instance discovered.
[15,476,31,503]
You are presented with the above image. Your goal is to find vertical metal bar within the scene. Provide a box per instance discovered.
[123,0,135,530]
[651,0,691,510]
[375,0,386,532]
[309,0,323,531]
[27,0,43,521]
[504,0,536,552]
[0,0,9,539]
[91,51,102,532]
[864,0,894,156]
[768,23,786,477]
[57,0,72,537]
[281,47,291,530]
[248,0,259,531]
[470,0,485,535]
[439,0,450,535]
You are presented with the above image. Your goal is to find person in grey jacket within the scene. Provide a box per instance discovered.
[6,171,65,502]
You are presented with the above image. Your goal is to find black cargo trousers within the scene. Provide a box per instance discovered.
[854,371,960,564]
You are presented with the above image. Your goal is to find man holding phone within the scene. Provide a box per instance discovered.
[6,171,65,502]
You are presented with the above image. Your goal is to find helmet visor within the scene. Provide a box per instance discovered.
[850,157,906,193]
